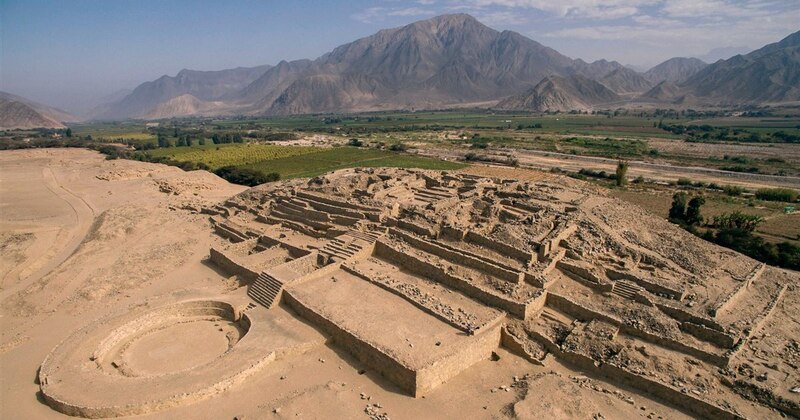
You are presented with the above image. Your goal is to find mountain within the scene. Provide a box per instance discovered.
[98,15,800,119]
[104,14,630,119]
[0,92,80,129]
[99,88,134,104]
[624,63,649,72]
[250,14,580,114]
[234,59,313,110]
[142,94,229,119]
[97,65,271,119]
[637,81,684,102]
[496,75,620,112]
[644,57,707,84]
[598,67,653,94]
[570,59,627,79]
[682,30,800,103]
[83,89,134,119]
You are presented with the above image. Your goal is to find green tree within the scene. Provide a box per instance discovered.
[214,166,280,186]
[615,160,629,187]
[712,212,763,232]
[157,135,170,148]
[669,192,688,221]
[755,188,798,202]
[685,196,705,225]
[65,128,73,138]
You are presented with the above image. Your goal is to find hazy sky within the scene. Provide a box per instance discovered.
[2,0,798,113]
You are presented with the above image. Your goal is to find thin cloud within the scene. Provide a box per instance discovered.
[472,11,528,25]
[352,6,434,23]
[388,7,435,17]
[462,0,659,19]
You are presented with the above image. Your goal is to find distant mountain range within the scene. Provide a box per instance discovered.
[94,65,271,119]
[496,75,621,111]
[680,31,800,104]
[6,13,799,125]
[643,57,707,84]
[0,92,79,130]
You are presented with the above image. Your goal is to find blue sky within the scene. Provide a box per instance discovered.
[2,0,798,113]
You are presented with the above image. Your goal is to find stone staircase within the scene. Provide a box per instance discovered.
[252,241,271,253]
[540,308,569,326]
[319,237,362,261]
[499,205,528,222]
[612,280,643,300]
[412,187,452,204]
[346,230,380,243]
[248,272,284,308]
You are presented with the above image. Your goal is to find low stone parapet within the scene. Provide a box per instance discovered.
[209,247,258,283]
[374,240,539,319]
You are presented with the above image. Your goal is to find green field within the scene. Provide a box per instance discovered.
[70,122,156,142]
[146,143,319,169]
[62,109,799,178]
[208,112,686,139]
[146,144,464,179]
[245,147,464,179]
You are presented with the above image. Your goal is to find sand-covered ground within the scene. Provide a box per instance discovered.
[0,148,792,419]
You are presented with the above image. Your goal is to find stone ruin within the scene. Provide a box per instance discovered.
[39,167,799,418]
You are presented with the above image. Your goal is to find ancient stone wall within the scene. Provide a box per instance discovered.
[394,218,437,237]
[257,236,310,259]
[556,260,614,293]
[680,322,736,348]
[214,222,249,243]
[275,201,331,223]
[209,248,259,283]
[500,327,544,366]
[529,322,745,420]
[538,223,576,259]
[296,191,380,213]
[709,263,765,317]
[270,206,332,231]
[258,215,326,238]
[282,291,417,394]
[414,325,501,396]
[545,293,729,367]
[389,228,520,283]
[374,240,535,319]
[606,269,684,300]
[464,230,534,264]
[655,302,725,332]
[439,226,467,241]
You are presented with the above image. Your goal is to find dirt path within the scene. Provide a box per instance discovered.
[0,166,95,301]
